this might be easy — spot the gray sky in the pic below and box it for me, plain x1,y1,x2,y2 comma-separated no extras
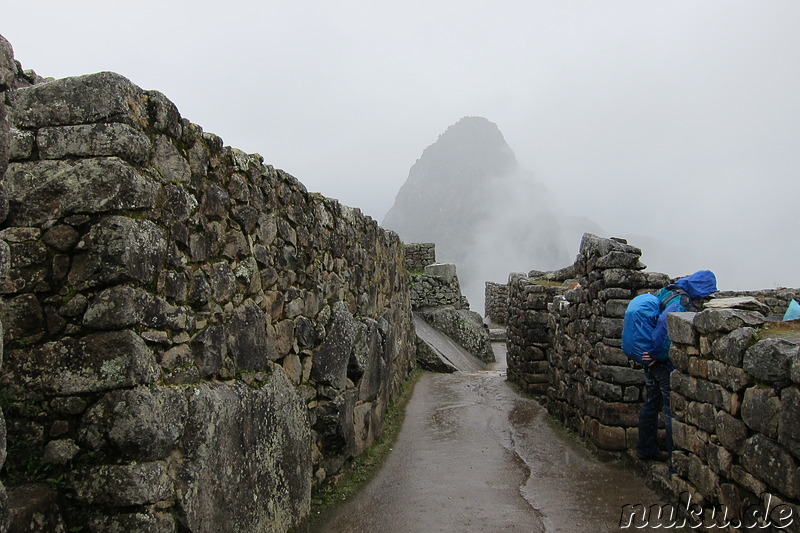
4,1,800,292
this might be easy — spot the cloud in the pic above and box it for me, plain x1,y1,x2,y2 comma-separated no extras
2,0,799,292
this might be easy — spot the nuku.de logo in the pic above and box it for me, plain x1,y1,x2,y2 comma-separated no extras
620,491,794,529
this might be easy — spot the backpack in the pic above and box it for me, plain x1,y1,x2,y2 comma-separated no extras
622,287,693,365
621,294,661,365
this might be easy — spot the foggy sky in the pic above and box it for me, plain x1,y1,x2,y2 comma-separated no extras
3,1,799,292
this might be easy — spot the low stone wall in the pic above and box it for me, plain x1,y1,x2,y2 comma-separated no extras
668,310,800,525
409,263,464,310
507,232,800,523
403,242,435,272
0,37,415,532
484,281,508,325
717,288,797,318
509,234,670,448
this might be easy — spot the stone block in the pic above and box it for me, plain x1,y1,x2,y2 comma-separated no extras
178,374,311,532
82,285,167,330
71,461,172,506
67,216,167,290
694,308,766,334
9,128,33,162
423,262,457,284
585,376,623,401
227,299,270,371
6,483,65,533
688,453,720,500
37,123,152,164
151,134,190,183
595,250,641,269
715,410,749,455
779,386,800,460
584,398,639,427
190,325,226,377
352,402,375,457
597,317,623,338
706,360,753,392
79,385,188,461
586,417,627,450
8,71,148,129
706,442,733,477
672,419,708,459
741,386,780,438
711,327,756,366
592,363,644,386
741,434,798,499
87,512,176,533
593,344,628,365
313,389,357,471
0,293,44,341
312,302,359,389
743,338,798,385
685,401,716,433
1,330,160,396
604,298,629,318
6,159,159,227
667,312,697,345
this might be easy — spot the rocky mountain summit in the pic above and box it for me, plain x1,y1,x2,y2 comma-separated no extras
382,116,576,310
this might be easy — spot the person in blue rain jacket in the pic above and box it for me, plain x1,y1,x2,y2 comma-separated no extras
636,270,718,462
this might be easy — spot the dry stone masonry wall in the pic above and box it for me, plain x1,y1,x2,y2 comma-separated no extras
507,233,800,524
406,244,493,365
667,308,800,524
484,281,508,325
0,36,415,533
403,242,435,272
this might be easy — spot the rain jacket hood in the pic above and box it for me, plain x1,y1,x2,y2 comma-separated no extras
674,270,718,299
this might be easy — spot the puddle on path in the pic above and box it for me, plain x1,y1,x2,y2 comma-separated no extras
310,343,673,532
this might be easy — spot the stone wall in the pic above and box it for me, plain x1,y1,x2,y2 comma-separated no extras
0,34,23,533
507,232,800,524
0,37,415,532
716,288,797,318
409,262,465,310
667,309,800,525
405,244,492,364
484,281,508,325
403,242,435,272
508,234,670,449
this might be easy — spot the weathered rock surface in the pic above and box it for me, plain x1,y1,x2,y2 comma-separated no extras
0,39,415,532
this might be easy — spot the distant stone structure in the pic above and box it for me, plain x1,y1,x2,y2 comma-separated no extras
406,243,493,368
506,233,800,521
484,281,508,325
403,242,435,272
0,35,415,532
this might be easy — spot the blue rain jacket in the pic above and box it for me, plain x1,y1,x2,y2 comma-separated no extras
651,270,718,362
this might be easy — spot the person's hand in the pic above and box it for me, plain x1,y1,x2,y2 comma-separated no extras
641,353,654,366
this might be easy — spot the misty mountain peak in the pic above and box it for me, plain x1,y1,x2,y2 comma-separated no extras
408,116,518,187
382,116,573,310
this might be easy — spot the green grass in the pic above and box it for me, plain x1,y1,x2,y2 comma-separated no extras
307,367,424,521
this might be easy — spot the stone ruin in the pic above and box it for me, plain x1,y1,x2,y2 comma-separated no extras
0,35,416,532
405,243,493,372
505,232,800,525
484,281,508,326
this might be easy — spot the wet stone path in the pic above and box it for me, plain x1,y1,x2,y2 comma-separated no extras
311,345,669,532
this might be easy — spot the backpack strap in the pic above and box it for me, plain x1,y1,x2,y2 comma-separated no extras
660,287,699,312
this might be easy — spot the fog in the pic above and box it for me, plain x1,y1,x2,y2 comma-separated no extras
3,1,799,294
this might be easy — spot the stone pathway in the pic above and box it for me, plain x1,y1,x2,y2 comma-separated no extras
310,345,673,532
